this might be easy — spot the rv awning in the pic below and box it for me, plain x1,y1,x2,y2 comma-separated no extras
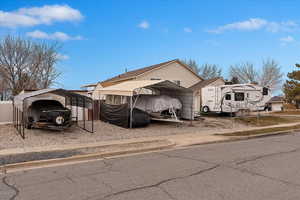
97,80,192,96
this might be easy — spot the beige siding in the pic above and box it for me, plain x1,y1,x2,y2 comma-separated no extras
136,62,201,88
271,102,283,111
210,79,225,87
92,83,106,100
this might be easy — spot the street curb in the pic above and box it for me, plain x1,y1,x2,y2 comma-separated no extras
0,142,175,173
186,130,298,147
215,128,298,138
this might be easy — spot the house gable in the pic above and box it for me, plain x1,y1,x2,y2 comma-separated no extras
100,59,203,88
136,61,202,88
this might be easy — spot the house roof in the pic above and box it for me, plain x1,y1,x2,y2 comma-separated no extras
101,59,203,85
189,77,224,91
81,83,97,88
269,96,284,103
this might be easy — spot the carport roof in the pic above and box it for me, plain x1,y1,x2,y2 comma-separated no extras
15,88,89,102
97,80,192,96
14,88,92,111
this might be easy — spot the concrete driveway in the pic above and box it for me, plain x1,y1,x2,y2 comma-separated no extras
2,132,300,200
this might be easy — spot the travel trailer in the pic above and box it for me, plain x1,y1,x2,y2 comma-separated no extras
201,84,271,113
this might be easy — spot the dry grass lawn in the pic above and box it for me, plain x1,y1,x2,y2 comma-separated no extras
234,116,300,127
273,111,300,115
219,124,300,136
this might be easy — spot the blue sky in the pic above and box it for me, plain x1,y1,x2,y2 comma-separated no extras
1,0,300,90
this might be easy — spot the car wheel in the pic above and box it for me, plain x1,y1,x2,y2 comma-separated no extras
55,116,65,125
202,106,210,113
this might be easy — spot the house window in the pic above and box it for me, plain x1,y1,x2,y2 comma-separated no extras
225,94,231,100
234,93,245,101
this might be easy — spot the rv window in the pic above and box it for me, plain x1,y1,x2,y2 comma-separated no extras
234,93,244,101
263,87,268,95
225,94,231,100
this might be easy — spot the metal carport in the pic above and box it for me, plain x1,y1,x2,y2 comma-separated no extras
97,80,194,128
13,88,94,139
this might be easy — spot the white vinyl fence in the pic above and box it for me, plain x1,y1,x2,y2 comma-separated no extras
0,101,13,124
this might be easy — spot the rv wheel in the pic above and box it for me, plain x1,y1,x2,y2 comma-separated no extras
202,106,210,113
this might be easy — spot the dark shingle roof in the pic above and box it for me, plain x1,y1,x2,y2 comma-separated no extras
189,77,224,91
101,59,202,84
269,96,284,102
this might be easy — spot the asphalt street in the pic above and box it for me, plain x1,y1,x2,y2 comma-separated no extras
2,132,300,200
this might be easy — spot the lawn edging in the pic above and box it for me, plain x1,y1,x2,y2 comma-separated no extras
215,125,300,137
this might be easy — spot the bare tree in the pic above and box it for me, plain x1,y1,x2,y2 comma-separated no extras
0,70,9,100
230,59,283,92
0,35,61,97
229,62,257,83
182,59,222,79
259,59,283,91
199,64,222,79
181,59,200,74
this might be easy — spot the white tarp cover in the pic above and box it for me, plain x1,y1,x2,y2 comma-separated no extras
134,95,182,113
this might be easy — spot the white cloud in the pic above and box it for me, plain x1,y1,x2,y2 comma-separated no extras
138,21,150,29
208,18,298,34
0,5,83,28
280,35,295,42
26,30,83,41
56,53,69,60
267,21,298,32
184,27,192,33
280,35,295,46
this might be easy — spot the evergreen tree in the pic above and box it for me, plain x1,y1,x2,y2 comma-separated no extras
283,64,300,107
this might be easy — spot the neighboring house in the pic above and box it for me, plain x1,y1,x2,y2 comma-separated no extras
81,83,98,98
267,96,284,111
89,59,203,102
189,77,225,112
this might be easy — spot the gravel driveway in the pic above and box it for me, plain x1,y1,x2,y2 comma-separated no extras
0,117,247,150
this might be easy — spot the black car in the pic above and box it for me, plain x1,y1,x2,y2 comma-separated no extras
26,100,72,130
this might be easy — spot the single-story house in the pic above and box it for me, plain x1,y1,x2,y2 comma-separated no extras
267,96,284,111
86,59,204,103
189,77,225,112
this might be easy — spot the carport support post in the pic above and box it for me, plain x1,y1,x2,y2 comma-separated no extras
130,96,133,128
83,96,86,129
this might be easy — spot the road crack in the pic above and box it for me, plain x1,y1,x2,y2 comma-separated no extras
229,165,300,189
235,148,300,165
158,186,177,200
2,176,19,200
98,164,220,200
